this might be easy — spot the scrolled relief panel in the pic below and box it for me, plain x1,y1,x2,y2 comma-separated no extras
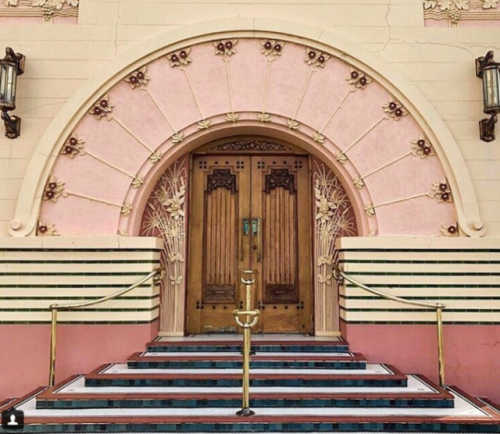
141,157,188,335
313,158,357,334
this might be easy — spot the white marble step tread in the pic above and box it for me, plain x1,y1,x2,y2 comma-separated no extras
142,352,354,357
18,390,490,418
156,335,342,342
102,363,389,375
57,375,434,395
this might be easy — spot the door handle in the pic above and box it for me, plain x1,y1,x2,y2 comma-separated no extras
253,217,262,262
241,218,250,261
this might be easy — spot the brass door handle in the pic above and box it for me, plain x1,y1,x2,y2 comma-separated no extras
241,218,250,261
252,217,262,262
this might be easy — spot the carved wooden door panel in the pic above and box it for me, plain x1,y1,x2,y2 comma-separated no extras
251,156,312,334
187,154,312,334
187,156,250,333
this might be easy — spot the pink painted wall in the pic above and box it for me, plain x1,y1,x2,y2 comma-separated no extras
344,322,500,402
0,321,159,401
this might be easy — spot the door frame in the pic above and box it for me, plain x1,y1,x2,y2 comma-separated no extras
182,136,342,337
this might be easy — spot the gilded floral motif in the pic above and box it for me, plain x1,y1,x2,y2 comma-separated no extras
43,176,65,202
305,48,330,68
132,176,144,189
314,163,356,291
149,151,162,163
313,131,325,144
365,203,376,217
347,69,372,90
125,67,150,89
214,40,238,57
383,99,407,120
89,95,113,120
335,151,348,164
432,180,453,203
37,222,58,236
258,113,271,123
411,136,435,159
225,113,239,123
61,135,84,158
167,48,192,68
142,160,187,291
353,177,365,189
287,119,300,130
260,40,285,56
121,203,133,216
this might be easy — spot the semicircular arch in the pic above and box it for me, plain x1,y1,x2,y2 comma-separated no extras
10,18,481,238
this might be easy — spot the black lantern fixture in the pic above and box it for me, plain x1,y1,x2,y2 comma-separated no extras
0,47,25,139
476,51,500,142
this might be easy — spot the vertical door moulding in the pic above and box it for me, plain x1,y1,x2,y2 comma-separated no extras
141,156,189,336
313,158,358,335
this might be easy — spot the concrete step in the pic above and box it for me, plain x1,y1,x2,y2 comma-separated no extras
36,374,453,409
84,363,407,388
127,351,367,370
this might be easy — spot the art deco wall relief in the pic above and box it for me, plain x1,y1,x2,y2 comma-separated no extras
30,36,461,238
0,0,78,24
423,0,500,26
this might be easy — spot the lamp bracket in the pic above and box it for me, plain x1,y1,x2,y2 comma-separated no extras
479,114,497,143
1,110,21,139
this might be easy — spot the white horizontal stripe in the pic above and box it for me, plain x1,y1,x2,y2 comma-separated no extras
18,391,489,418
102,363,390,375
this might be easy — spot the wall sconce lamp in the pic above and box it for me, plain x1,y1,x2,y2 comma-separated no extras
476,51,500,142
0,47,25,139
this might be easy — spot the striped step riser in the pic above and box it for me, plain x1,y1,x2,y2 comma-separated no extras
127,361,367,369
85,378,408,387
36,398,454,409
147,345,350,353
19,422,500,433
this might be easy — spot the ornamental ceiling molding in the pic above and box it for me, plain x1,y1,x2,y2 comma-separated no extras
423,0,500,26
11,20,483,238
1,0,78,23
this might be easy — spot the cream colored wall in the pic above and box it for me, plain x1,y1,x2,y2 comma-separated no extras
0,0,498,237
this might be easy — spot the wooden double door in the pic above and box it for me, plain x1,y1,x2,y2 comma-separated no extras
187,154,313,334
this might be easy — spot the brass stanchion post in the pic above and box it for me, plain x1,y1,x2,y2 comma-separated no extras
49,307,58,386
436,305,445,387
233,270,260,417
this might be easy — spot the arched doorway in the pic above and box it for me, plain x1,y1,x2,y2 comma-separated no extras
141,136,357,335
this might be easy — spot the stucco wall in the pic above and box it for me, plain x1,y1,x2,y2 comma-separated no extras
0,0,499,237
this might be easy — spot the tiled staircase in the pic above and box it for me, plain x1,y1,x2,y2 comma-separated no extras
2,335,499,433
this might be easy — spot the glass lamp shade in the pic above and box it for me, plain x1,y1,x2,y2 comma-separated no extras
482,65,500,115
0,61,18,111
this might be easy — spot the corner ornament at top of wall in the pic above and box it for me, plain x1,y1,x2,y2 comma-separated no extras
3,0,79,23
423,0,499,27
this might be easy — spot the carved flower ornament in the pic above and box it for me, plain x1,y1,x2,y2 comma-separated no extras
125,67,150,88
432,180,453,203
411,136,435,158
38,222,58,236
43,176,65,202
261,40,285,56
441,223,459,237
383,99,407,120
167,49,192,68
61,135,84,158
89,95,114,120
214,40,238,57
347,69,372,89
305,48,330,68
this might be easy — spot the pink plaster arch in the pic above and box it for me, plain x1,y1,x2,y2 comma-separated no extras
10,19,477,238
